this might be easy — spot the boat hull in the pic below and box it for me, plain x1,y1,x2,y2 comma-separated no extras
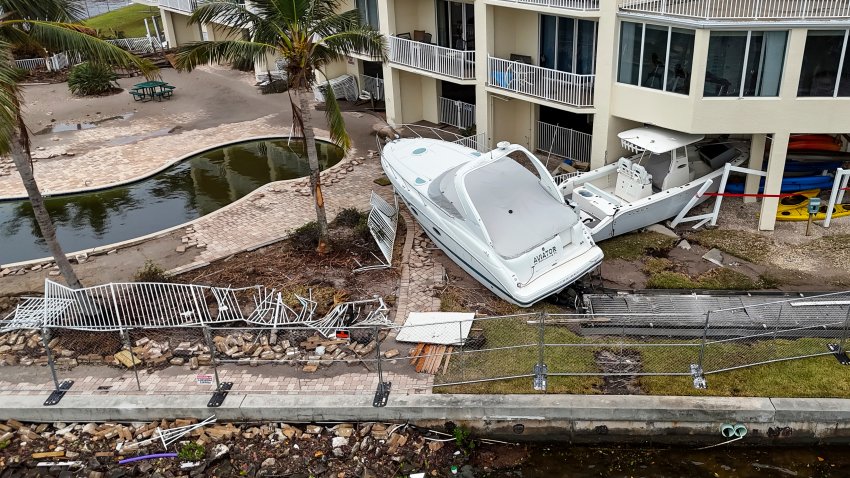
382,154,603,307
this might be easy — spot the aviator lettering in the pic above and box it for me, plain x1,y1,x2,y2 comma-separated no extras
533,246,558,265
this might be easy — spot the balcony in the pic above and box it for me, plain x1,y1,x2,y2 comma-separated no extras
439,97,476,129
159,0,196,13
487,56,594,108
388,36,475,81
619,0,850,21
490,0,598,11
536,122,591,164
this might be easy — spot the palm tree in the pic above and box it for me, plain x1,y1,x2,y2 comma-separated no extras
0,0,157,288
175,0,386,253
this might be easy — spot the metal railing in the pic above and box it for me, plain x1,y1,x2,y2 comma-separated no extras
106,37,163,53
159,0,197,13
375,124,487,153
536,121,592,164
13,51,81,71
488,56,595,108
1,289,849,400
438,97,476,129
492,0,599,10
361,74,384,100
388,36,476,80
14,57,46,71
619,0,850,20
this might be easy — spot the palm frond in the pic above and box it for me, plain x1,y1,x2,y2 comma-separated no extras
0,41,23,155
174,40,277,72
190,1,268,33
319,75,350,151
0,0,82,22
320,26,387,61
3,20,158,77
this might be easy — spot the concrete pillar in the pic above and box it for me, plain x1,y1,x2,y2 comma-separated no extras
758,131,790,231
421,77,439,124
588,1,617,168
474,2,493,148
378,0,402,126
744,134,767,203
159,9,177,48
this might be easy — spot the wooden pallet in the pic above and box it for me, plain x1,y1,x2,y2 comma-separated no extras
410,344,453,375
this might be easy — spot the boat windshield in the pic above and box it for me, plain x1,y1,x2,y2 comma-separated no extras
464,157,577,259
428,165,465,219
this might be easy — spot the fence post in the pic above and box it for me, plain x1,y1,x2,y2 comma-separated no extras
203,325,221,391
121,328,142,391
533,312,548,392
838,305,850,355
459,320,465,382
41,327,74,406
691,311,710,389
372,326,391,407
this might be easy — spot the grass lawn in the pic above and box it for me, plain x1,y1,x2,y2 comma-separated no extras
84,4,159,39
433,316,850,398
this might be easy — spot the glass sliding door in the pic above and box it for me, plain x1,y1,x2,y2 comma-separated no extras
705,32,748,96
356,0,379,30
641,24,669,90
540,15,597,74
743,31,787,97
666,28,694,94
618,21,643,86
436,0,474,50
798,30,847,97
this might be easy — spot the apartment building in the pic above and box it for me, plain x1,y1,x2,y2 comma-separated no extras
143,0,850,231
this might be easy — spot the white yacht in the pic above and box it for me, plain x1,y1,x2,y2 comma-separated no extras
559,126,747,241
380,137,604,307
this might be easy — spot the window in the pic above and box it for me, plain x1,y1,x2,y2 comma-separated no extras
436,0,474,50
540,16,597,74
705,30,787,97
798,30,849,97
357,0,379,30
618,21,694,95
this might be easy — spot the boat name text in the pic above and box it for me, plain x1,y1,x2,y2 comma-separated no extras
533,246,558,266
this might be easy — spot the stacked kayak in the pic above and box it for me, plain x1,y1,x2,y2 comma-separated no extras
725,176,835,194
777,203,850,221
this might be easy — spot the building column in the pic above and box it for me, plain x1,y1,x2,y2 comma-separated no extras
474,2,493,148
758,131,790,231
378,0,402,126
588,1,617,168
744,134,767,203
159,9,177,48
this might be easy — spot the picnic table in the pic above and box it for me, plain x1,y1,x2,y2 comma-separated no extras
129,80,175,102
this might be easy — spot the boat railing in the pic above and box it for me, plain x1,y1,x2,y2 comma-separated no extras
375,124,487,154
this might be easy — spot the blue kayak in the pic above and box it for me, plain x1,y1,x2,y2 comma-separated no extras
725,175,835,194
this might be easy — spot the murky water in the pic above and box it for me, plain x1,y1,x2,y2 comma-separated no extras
0,138,342,264
477,445,850,477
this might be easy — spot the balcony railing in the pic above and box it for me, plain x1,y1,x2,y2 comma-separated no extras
619,0,850,20
439,97,476,129
361,75,384,100
491,0,599,11
159,0,197,13
537,122,592,164
388,36,475,80
487,56,594,108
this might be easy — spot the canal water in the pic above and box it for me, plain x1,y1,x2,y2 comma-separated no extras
473,444,850,477
0,138,343,264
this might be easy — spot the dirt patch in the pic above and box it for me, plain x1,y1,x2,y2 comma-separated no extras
595,349,642,395
470,443,531,470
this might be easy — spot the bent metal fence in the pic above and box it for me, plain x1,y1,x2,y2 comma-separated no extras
0,282,849,406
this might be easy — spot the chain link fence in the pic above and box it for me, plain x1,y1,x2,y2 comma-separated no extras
1,291,849,402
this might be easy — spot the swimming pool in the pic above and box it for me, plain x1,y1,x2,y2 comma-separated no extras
0,138,343,265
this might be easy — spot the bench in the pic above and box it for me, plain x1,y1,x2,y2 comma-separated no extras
129,90,146,101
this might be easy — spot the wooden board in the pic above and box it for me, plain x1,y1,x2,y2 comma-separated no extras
442,347,453,375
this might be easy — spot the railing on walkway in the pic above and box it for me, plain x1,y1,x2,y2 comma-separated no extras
492,0,599,10
536,121,592,164
3,283,848,401
619,0,850,20
389,36,476,81
159,0,197,13
14,57,46,71
374,124,487,153
107,37,163,54
361,74,384,100
438,97,476,129
13,51,81,71
487,56,594,108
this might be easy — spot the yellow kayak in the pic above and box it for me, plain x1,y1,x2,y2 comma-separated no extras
776,203,850,221
776,189,820,213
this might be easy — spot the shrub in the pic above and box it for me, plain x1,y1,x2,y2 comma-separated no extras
134,260,169,283
332,208,365,228
68,62,119,96
177,442,205,461
290,221,320,251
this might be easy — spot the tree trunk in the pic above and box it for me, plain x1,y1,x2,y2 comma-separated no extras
8,129,84,289
297,89,330,254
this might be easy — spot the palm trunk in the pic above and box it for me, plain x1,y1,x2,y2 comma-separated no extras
297,89,330,253
9,128,83,289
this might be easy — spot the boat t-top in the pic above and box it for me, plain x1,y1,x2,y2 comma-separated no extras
380,133,603,307
559,126,747,241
